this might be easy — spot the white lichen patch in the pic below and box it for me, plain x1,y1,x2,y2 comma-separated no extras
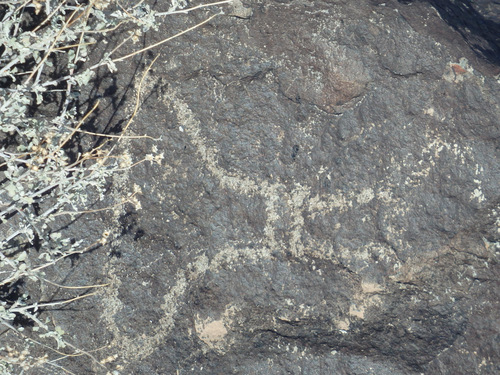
357,188,375,205
424,107,435,116
349,304,365,319
346,280,385,322
195,316,228,351
471,187,486,203
336,319,350,332
377,188,393,202
361,281,384,294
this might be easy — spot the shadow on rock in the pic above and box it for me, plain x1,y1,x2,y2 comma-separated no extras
400,0,500,65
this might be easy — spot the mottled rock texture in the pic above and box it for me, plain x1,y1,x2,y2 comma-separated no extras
34,0,500,374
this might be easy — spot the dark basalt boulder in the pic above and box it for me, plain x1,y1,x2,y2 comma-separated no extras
44,1,499,374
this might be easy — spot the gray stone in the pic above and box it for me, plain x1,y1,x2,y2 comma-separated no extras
33,0,500,374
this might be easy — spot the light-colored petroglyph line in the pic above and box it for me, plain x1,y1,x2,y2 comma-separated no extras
100,81,489,363
101,265,192,362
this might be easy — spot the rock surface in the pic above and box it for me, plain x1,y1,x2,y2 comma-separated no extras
38,1,499,374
